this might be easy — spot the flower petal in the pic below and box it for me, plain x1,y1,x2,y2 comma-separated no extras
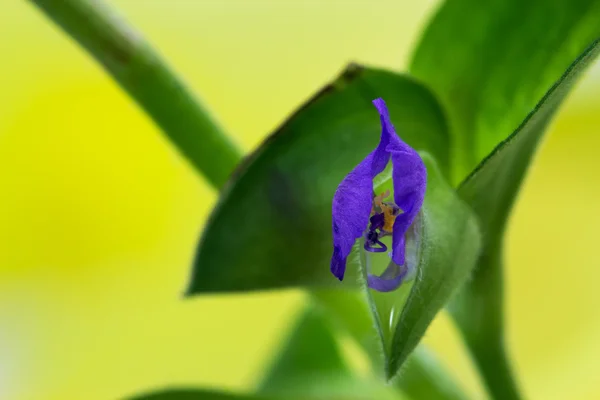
373,98,427,267
330,101,396,281
367,262,407,292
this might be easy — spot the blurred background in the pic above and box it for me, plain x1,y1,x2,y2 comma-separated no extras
1,1,600,399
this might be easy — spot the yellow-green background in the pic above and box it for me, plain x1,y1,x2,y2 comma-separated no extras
1,1,600,399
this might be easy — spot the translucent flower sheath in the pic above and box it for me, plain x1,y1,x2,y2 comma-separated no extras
330,98,427,292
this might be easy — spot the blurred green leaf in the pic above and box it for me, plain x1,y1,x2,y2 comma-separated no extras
128,389,272,400
130,389,399,400
313,290,469,400
187,66,450,293
29,0,241,188
395,346,468,400
413,2,600,398
311,290,381,361
259,306,353,395
359,154,480,380
412,0,600,182
259,306,401,400
449,39,600,400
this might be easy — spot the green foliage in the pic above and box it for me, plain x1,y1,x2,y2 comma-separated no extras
259,306,353,396
313,289,469,400
259,306,402,400
187,67,450,293
29,0,241,188
128,389,272,400
28,0,600,400
260,299,467,400
360,155,480,379
413,0,600,397
450,39,600,399
412,0,600,182
395,346,468,400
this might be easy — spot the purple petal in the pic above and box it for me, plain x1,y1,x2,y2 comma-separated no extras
373,99,427,266
330,103,395,281
367,263,408,292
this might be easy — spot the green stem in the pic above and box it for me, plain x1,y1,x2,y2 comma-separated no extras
396,346,468,400
466,338,521,400
29,0,242,189
449,246,522,400
312,290,468,400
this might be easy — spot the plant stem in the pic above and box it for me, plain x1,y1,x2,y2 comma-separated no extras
29,0,242,189
467,338,522,400
397,346,469,400
312,290,468,400
449,247,523,400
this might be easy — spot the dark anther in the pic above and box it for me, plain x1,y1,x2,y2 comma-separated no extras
369,213,385,230
364,229,387,253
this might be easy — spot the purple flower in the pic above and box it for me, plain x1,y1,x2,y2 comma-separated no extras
330,98,427,292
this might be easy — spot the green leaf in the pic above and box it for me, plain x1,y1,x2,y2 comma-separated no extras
359,154,480,380
29,0,241,188
129,389,397,400
187,65,450,293
259,306,353,396
312,290,469,400
128,389,272,400
311,290,382,362
411,0,600,182
449,39,600,400
413,2,600,398
259,306,402,400
394,346,468,400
